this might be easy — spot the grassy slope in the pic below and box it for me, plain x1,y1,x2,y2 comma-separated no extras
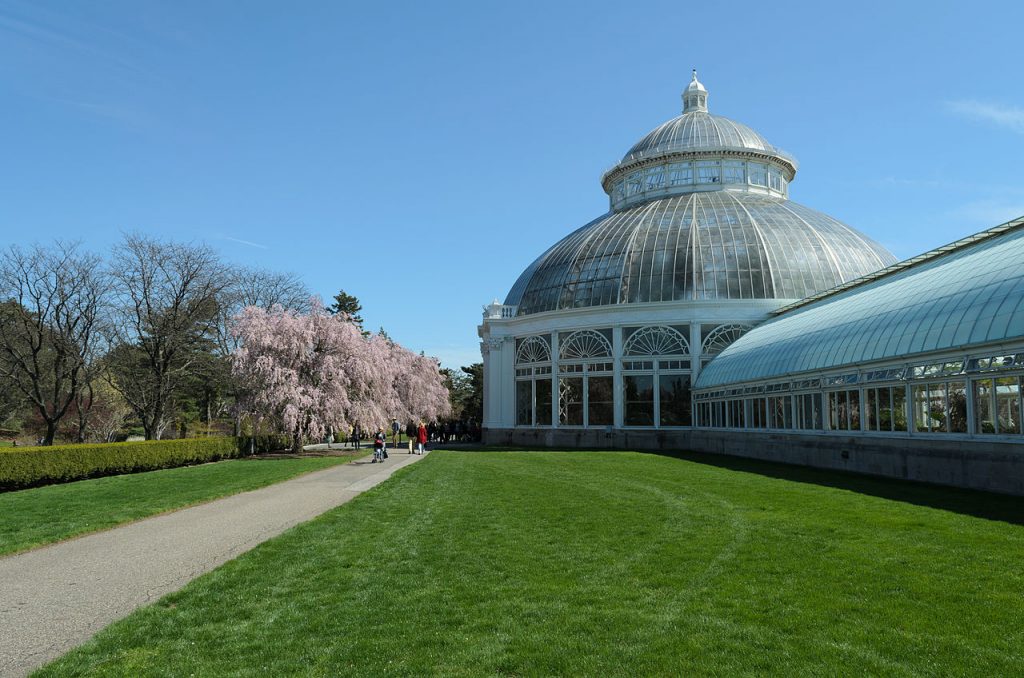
37,451,1024,677
0,453,366,556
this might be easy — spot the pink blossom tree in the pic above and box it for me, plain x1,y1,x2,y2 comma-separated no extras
232,299,360,452
231,299,450,452
387,341,451,424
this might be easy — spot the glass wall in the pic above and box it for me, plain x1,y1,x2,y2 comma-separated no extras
556,329,614,428
621,326,692,428
609,158,789,210
694,350,1024,438
514,335,553,427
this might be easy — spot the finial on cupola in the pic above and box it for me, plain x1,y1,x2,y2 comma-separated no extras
682,69,708,114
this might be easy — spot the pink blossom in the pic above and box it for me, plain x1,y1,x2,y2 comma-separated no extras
231,298,449,451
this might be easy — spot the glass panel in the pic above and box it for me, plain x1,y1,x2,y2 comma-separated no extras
696,160,721,184
536,378,552,426
660,374,692,426
729,400,744,427
928,383,948,433
645,166,665,191
752,398,766,428
624,375,655,426
588,376,614,427
828,391,839,430
974,379,994,434
866,388,878,431
559,377,583,426
782,395,793,429
892,386,907,431
516,381,533,426
996,376,1021,434
878,387,892,431
912,384,929,432
626,171,644,196
723,161,745,184
848,390,860,430
668,162,693,186
948,381,968,433
748,162,767,187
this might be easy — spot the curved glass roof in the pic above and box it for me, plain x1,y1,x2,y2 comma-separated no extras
622,113,789,164
505,191,897,315
605,72,796,191
695,220,1024,389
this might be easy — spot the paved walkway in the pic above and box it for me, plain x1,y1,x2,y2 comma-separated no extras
0,450,428,677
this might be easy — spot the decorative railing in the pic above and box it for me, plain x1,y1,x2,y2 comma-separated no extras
483,302,518,320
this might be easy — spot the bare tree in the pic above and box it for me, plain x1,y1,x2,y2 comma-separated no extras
215,266,310,356
0,243,109,445
210,266,310,434
106,234,228,440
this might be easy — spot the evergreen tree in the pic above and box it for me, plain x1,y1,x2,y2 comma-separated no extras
328,290,363,326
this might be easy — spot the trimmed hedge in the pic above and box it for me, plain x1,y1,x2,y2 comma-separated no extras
0,438,243,491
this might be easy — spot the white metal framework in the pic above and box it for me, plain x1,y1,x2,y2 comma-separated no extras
623,325,690,356
559,330,612,360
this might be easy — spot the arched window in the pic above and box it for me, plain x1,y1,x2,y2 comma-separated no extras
702,324,753,356
516,336,551,364
560,330,612,360
557,330,613,427
515,336,552,428
622,326,692,428
624,326,689,356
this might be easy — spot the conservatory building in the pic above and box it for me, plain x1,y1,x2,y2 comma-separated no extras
479,72,896,447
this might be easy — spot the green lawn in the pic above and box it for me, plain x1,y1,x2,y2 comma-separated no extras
0,452,367,556
36,450,1024,677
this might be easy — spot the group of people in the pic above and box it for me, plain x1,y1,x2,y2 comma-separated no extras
345,417,478,464
423,419,481,444
367,419,428,463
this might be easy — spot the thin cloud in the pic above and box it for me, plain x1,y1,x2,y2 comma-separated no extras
219,235,269,250
947,100,1024,135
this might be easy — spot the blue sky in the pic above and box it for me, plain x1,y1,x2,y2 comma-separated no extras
2,0,1023,369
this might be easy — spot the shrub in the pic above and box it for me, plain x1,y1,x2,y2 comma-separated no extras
0,438,243,491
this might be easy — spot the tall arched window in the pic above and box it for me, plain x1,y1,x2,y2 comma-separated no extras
622,326,692,427
515,335,552,427
558,330,613,427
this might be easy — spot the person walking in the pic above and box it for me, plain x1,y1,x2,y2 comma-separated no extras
416,421,428,455
351,423,361,450
405,420,417,454
391,418,401,447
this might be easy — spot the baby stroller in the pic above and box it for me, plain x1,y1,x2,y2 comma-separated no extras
372,430,387,463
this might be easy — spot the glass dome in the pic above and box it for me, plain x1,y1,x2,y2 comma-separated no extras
622,110,790,163
505,191,897,315
505,72,897,317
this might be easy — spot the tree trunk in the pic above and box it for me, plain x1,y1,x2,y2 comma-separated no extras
148,402,165,440
43,420,57,446
291,425,303,454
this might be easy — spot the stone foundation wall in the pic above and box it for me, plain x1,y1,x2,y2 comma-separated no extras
482,427,1024,496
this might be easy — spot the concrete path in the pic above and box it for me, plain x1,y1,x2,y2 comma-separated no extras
0,450,428,678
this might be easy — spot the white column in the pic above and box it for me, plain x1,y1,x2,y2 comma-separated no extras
480,337,498,428
499,336,516,428
612,326,623,428
550,332,560,427
690,323,702,383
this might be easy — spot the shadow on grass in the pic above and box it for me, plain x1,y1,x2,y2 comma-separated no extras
437,445,1024,526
